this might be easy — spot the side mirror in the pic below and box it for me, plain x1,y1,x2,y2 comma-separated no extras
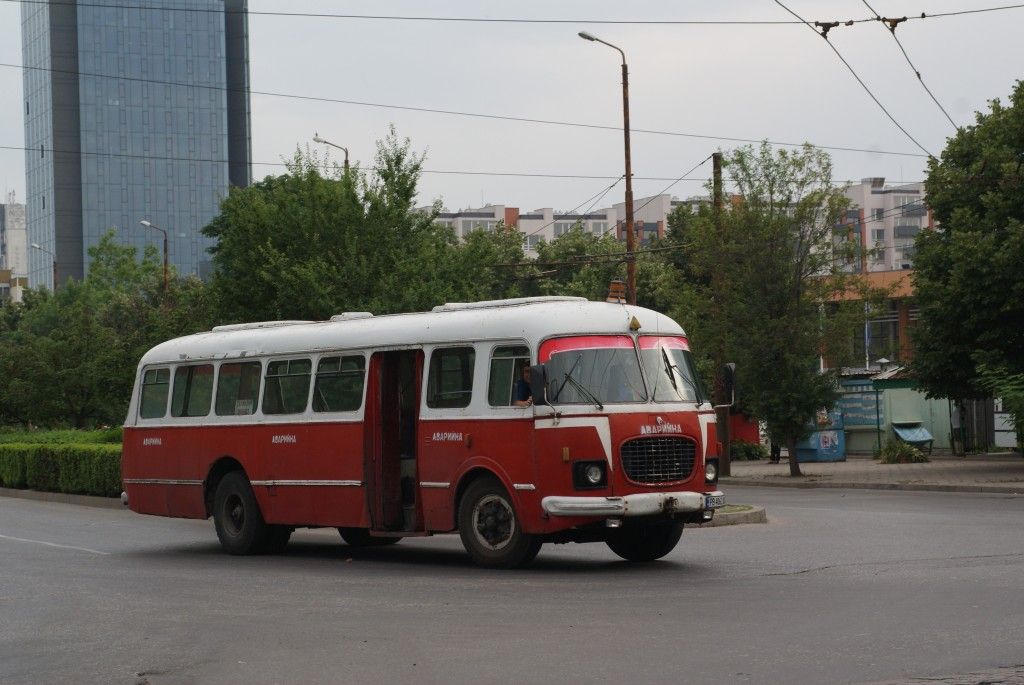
529,364,548,406
722,363,737,408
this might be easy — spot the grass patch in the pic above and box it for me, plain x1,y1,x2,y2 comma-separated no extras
718,504,754,514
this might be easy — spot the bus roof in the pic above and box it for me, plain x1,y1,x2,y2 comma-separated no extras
138,297,687,366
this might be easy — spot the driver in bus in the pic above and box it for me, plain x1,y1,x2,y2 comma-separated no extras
513,364,533,407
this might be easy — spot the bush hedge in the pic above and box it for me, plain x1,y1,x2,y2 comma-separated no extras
731,440,768,461
876,438,929,464
0,444,122,497
0,427,123,445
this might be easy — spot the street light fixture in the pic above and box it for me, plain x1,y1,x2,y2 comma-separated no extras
30,242,57,289
578,30,637,305
139,219,169,292
312,132,350,171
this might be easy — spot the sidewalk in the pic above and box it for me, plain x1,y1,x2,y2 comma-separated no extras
721,453,1024,494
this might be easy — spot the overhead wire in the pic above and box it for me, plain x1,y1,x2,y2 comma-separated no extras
495,155,712,268
6,0,1024,24
772,0,935,158
0,62,927,159
859,0,961,131
0,143,721,182
519,175,623,240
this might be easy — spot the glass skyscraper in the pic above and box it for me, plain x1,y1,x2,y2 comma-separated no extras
22,0,251,287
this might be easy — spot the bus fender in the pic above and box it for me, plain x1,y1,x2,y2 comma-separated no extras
447,457,540,534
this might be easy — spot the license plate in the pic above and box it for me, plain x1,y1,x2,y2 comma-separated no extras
704,495,725,508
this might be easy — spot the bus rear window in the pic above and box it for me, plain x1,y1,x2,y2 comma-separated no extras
215,362,262,416
140,368,170,419
263,359,312,415
171,364,214,417
313,355,365,412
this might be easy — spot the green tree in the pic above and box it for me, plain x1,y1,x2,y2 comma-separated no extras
679,143,872,476
912,80,1024,408
532,226,624,300
204,128,523,322
0,231,214,427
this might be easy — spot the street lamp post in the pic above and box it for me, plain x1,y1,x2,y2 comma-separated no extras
139,219,169,292
30,242,57,289
312,132,350,172
579,30,636,305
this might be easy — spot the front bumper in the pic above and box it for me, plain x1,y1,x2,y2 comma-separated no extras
541,490,725,518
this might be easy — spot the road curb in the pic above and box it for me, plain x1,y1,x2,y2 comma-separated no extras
721,478,1024,495
0,486,124,510
701,506,767,527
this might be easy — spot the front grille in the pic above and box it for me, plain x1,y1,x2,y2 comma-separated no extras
620,437,696,484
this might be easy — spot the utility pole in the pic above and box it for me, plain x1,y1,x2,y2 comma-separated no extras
621,56,636,305
578,31,636,305
711,152,732,477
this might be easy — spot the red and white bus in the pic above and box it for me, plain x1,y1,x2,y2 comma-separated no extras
122,296,726,567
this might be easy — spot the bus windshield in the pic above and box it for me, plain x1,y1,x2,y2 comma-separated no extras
540,336,647,405
639,336,705,404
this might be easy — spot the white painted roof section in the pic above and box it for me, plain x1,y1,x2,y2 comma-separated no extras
211,320,314,333
431,296,586,312
138,298,686,366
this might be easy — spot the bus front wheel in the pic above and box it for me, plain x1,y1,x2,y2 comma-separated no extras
606,520,683,562
458,477,541,569
213,471,272,555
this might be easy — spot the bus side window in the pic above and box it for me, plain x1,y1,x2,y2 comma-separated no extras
171,364,214,418
427,347,475,409
263,359,312,415
140,367,170,418
313,355,366,412
215,361,262,416
488,345,530,406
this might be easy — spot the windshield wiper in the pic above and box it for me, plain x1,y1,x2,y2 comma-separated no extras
661,347,679,392
562,372,604,411
551,353,604,410
552,353,583,403
662,348,705,408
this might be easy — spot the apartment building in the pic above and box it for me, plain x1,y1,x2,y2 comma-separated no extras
433,194,702,255
0,199,28,303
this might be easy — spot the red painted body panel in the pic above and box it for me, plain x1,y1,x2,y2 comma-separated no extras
124,407,718,535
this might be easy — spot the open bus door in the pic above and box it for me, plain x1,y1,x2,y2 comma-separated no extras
365,350,423,532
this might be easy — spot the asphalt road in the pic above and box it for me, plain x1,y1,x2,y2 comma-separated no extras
1,487,1022,685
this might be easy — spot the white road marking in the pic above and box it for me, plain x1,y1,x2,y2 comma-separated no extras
0,532,110,556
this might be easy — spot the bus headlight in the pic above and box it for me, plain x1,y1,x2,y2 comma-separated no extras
573,461,607,489
705,458,719,484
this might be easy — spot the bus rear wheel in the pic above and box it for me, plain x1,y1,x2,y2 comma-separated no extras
458,477,541,569
213,471,272,555
606,520,684,562
338,528,401,547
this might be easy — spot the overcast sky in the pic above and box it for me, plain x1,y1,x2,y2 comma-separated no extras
1,0,1022,212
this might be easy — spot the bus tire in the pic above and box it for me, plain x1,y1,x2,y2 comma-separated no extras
338,528,401,547
261,525,293,554
458,477,541,569
213,471,270,555
606,520,683,562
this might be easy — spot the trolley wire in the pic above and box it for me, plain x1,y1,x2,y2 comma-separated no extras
6,0,1024,25
772,0,935,158
519,176,623,239
859,0,961,131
